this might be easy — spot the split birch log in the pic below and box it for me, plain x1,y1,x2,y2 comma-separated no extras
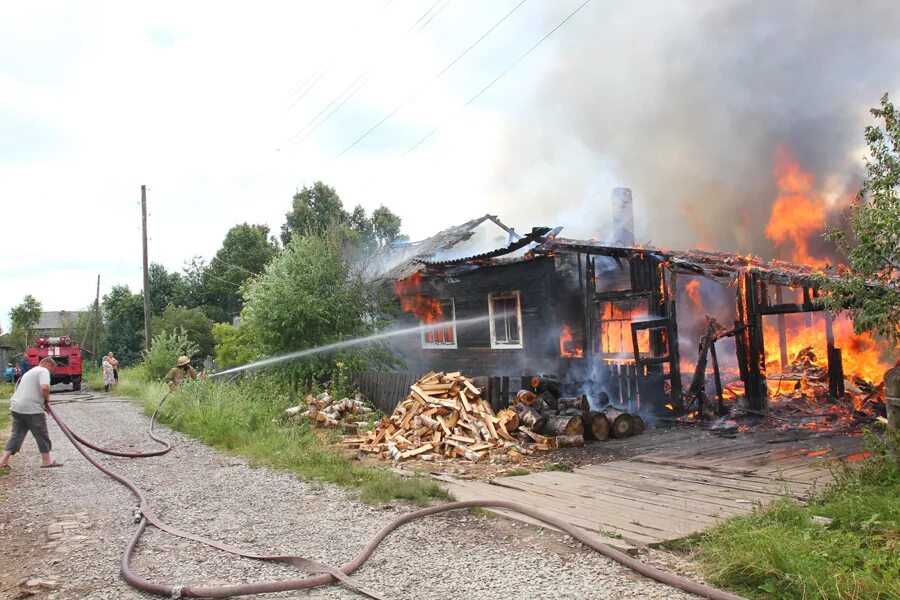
583,411,610,441
544,415,584,437
555,434,585,448
513,404,546,433
515,389,537,406
557,395,588,412
602,406,634,439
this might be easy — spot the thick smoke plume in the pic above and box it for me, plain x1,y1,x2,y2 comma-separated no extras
491,0,900,257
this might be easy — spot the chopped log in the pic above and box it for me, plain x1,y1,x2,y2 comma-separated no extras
632,414,646,435
555,434,585,448
557,395,588,412
558,408,584,417
512,404,546,433
496,408,520,432
544,415,584,437
583,411,610,441
515,389,537,406
539,391,558,412
602,406,634,439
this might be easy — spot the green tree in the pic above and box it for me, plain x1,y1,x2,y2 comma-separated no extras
370,205,403,247
241,231,395,383
280,181,348,245
820,94,900,348
9,294,42,348
177,256,208,309
102,285,144,365
204,223,277,319
211,322,259,369
148,263,188,316
153,305,215,357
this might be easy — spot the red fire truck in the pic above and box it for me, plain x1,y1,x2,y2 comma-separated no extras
24,336,83,391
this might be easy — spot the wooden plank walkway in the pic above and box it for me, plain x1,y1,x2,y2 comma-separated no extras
437,429,862,549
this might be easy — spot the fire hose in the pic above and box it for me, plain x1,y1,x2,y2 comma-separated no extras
46,396,747,600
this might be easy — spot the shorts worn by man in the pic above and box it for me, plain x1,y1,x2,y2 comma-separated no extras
0,357,62,470
163,355,197,391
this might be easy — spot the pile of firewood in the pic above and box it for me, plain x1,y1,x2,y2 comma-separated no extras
345,371,647,463
512,391,645,447
345,371,538,462
285,392,373,430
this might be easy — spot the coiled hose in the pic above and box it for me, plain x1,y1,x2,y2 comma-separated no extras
47,397,747,600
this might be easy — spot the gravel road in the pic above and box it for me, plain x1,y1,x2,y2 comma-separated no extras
0,393,699,600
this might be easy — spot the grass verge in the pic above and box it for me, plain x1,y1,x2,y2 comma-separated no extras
0,382,14,400
109,369,449,505
673,430,900,600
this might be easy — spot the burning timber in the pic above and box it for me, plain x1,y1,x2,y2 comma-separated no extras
378,207,894,429
345,371,644,463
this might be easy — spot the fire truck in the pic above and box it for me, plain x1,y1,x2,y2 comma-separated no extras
24,336,83,391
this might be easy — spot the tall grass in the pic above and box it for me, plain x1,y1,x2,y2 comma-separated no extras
113,371,448,505
0,382,14,400
681,430,900,600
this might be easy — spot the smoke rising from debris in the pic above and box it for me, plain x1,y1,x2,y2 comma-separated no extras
491,0,900,256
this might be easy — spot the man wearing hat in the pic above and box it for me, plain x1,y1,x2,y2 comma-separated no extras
163,356,196,391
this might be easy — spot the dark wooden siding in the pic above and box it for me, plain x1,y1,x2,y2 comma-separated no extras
392,257,566,377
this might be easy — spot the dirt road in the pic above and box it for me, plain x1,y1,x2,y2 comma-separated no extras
0,393,697,600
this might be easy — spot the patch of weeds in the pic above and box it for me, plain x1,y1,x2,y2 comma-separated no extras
681,429,900,600
545,462,572,472
598,528,623,539
504,468,531,477
467,507,496,518
0,383,14,401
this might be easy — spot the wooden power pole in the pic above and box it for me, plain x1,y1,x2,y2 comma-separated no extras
92,274,101,359
141,185,152,351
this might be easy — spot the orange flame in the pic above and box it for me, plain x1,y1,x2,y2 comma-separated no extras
560,324,584,358
393,273,453,344
684,279,703,314
764,145,829,267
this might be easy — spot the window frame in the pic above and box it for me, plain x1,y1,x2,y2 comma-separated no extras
488,291,524,349
420,298,458,349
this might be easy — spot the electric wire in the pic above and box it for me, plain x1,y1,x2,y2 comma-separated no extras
405,0,592,155
332,0,528,161
278,0,453,153
209,255,259,277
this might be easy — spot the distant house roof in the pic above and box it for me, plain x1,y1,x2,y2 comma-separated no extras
35,311,89,332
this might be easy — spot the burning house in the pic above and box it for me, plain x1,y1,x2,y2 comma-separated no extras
385,190,893,423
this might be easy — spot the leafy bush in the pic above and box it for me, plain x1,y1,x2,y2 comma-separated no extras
153,305,215,357
142,328,199,381
212,322,259,369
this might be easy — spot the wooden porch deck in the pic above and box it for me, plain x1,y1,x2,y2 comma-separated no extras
436,429,863,553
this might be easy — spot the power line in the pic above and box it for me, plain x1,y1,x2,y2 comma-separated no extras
209,255,258,277
204,271,246,289
333,0,528,161
405,0,592,156
278,0,453,153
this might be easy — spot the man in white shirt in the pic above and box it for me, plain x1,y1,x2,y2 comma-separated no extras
0,357,62,470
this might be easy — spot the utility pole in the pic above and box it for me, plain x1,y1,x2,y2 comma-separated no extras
141,185,152,351
93,274,101,360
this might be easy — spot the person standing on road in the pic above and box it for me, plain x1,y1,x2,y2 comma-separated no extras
102,355,115,392
0,357,63,471
163,356,196,391
106,352,119,388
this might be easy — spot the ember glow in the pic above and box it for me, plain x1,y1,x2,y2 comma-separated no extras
764,145,830,268
559,324,584,358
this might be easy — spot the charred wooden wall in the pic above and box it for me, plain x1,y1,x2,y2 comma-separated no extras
391,257,568,378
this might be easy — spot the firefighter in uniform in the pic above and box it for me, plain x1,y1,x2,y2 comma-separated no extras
163,356,197,391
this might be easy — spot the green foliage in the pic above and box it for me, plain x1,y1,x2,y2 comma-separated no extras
212,322,258,369
819,93,900,348
142,376,448,504
0,384,14,400
102,285,144,365
153,305,215,357
204,223,278,319
281,181,347,245
686,430,900,600
503,468,531,477
280,181,405,249
142,328,200,381
9,294,42,346
148,263,188,316
178,256,209,309
240,231,396,386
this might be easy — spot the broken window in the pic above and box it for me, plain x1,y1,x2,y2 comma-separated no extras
421,299,457,349
489,292,523,349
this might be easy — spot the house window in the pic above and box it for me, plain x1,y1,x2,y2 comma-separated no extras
489,292,523,349
421,299,457,349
